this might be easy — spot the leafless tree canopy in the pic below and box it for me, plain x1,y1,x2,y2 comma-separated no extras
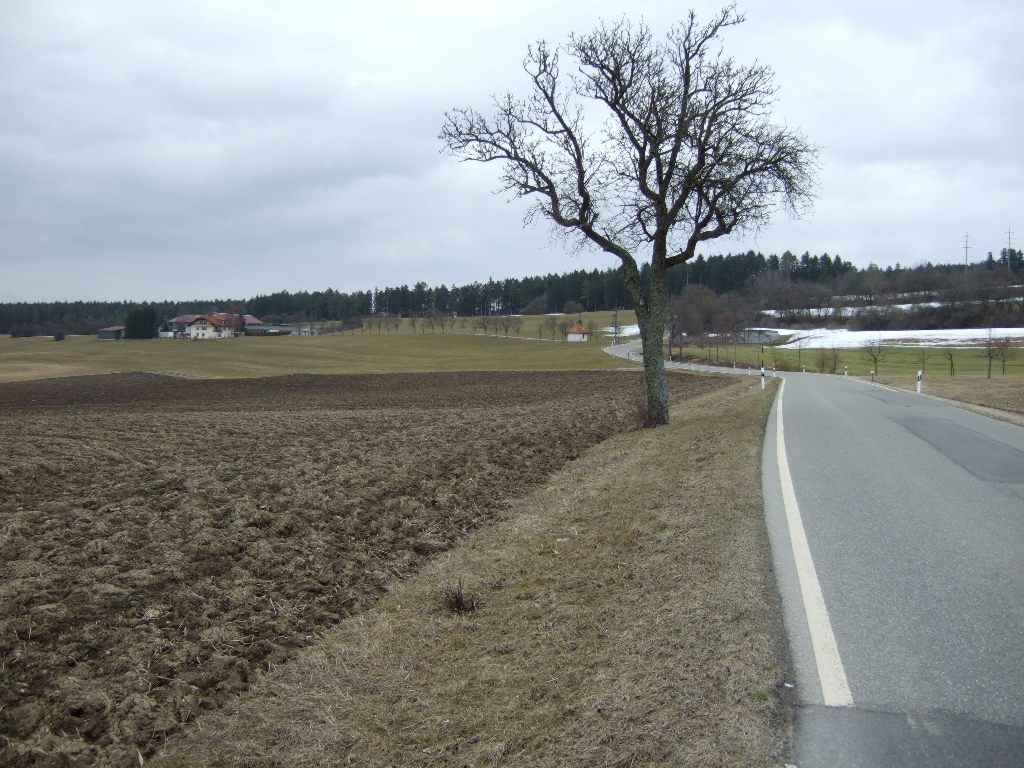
442,6,814,268
441,5,817,423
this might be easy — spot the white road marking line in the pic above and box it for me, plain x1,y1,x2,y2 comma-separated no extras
776,379,854,707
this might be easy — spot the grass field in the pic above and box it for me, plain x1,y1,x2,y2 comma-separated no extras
672,338,1024,420
0,331,611,382
678,339,1024,378
0,311,639,383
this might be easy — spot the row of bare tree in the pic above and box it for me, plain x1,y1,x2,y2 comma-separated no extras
340,313,600,342
861,334,1015,378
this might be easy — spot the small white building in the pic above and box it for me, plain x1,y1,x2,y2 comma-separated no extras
566,323,589,342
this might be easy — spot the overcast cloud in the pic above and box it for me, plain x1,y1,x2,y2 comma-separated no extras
1,0,1020,302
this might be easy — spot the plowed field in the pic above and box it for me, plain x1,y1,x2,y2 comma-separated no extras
0,371,725,766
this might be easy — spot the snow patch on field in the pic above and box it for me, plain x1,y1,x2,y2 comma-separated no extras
778,327,1024,349
604,324,641,337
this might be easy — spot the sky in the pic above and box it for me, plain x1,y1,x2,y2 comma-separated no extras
1,0,1020,302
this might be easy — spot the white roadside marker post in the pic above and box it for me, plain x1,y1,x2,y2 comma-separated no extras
917,369,923,394
761,366,766,391
844,365,848,378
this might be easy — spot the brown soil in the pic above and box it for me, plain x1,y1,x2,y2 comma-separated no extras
154,377,788,768
0,371,726,767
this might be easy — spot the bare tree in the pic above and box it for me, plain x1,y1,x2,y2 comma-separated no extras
993,337,1012,375
982,329,997,379
610,308,622,344
441,6,816,424
814,346,829,373
943,347,956,376
667,302,683,359
544,315,559,340
862,339,886,377
672,285,719,352
914,347,933,374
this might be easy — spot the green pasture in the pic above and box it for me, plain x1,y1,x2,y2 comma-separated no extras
676,339,1024,378
0,312,637,382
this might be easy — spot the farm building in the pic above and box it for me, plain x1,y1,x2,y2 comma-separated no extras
244,324,317,336
566,324,589,342
187,315,235,340
97,325,125,340
732,328,782,345
164,313,265,339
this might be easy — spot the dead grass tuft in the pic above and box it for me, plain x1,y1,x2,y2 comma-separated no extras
631,386,661,429
440,578,478,614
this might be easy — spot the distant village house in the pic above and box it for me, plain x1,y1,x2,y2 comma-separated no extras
97,325,125,340
162,313,265,339
566,323,589,342
159,313,315,339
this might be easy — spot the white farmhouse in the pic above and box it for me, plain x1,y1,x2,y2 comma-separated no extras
164,313,265,339
187,314,235,339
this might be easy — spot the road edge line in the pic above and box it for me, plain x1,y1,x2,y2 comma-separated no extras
776,379,854,707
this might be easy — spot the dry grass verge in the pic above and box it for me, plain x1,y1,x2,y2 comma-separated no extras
156,375,788,768
868,373,1024,426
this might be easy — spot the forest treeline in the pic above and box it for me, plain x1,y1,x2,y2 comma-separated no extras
3,248,1022,337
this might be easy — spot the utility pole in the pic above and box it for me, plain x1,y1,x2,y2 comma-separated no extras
962,232,972,275
1008,228,1015,277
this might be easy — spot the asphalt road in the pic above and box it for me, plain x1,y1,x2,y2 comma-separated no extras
604,343,1024,765
763,372,1024,767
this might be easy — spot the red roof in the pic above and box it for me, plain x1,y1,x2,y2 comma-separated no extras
190,314,230,327
170,312,264,326
567,324,587,334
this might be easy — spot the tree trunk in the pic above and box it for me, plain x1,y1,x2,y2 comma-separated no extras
632,258,669,426
619,245,670,426
638,310,669,424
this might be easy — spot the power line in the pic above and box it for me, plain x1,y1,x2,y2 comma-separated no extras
962,232,972,272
